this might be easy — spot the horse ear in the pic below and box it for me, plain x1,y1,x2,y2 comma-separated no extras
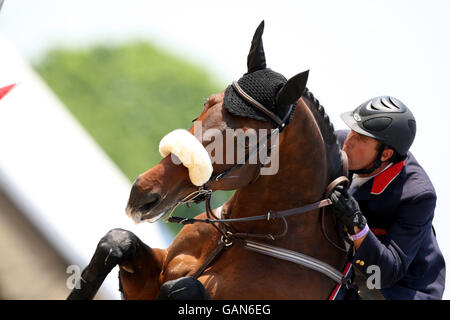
276,70,309,109
247,20,266,73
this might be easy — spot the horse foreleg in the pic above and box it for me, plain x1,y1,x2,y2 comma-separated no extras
67,228,166,300
118,234,166,300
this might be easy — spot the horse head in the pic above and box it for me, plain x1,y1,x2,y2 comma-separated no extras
126,21,310,224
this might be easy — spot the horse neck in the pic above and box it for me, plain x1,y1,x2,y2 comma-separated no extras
227,99,329,243
302,88,342,182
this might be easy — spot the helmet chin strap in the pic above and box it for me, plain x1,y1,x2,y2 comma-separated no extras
350,144,386,175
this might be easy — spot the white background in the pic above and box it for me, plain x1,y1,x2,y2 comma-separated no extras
1,0,449,299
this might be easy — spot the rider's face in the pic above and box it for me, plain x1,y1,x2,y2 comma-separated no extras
342,130,380,172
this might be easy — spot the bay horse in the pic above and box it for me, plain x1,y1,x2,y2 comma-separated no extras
68,21,349,300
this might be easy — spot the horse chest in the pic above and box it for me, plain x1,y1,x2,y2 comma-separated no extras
162,223,221,280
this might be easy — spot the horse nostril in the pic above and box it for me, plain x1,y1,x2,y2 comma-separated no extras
138,193,161,213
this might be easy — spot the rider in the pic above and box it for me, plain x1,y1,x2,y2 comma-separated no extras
331,96,445,299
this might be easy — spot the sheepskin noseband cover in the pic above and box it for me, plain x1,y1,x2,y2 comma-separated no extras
159,129,213,186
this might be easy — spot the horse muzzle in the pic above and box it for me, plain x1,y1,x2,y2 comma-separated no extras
125,178,165,223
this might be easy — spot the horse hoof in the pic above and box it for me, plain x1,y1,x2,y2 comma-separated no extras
156,277,211,300
97,228,139,268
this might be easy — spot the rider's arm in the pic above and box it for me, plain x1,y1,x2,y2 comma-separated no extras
351,191,436,288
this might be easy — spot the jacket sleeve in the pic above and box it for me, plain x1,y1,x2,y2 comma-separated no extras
352,191,436,288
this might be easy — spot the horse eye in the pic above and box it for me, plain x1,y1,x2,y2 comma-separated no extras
192,117,198,123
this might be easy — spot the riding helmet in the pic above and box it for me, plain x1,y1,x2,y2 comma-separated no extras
340,96,416,156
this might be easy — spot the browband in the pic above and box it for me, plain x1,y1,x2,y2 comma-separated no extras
231,81,293,130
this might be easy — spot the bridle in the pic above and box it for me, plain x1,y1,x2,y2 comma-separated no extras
202,80,295,188
161,81,352,287
162,80,296,234
165,80,347,235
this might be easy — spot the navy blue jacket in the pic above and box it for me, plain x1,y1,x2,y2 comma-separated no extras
336,130,445,299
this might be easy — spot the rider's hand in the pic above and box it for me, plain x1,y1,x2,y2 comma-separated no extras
330,185,367,235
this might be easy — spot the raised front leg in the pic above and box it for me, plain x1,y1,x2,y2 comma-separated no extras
67,228,166,300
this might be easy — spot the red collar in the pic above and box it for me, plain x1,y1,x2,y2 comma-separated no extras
371,160,405,195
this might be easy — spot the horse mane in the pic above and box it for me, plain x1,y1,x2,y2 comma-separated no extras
301,88,343,184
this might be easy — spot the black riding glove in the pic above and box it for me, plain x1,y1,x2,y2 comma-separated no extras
329,185,367,235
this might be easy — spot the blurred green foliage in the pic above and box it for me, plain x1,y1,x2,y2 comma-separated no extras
33,42,232,234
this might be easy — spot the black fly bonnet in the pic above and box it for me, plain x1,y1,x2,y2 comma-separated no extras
224,69,289,123
165,21,311,206
223,21,309,129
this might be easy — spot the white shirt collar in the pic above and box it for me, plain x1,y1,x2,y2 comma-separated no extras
350,162,393,191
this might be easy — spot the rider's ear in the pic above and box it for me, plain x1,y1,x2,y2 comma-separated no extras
247,20,266,73
276,70,309,113
381,147,395,162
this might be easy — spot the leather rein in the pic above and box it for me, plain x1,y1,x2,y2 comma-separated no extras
164,81,351,286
